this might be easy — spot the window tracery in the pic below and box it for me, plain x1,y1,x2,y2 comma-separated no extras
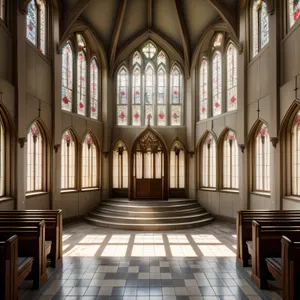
113,141,128,189
201,134,216,188
227,44,238,112
116,41,183,126
292,111,300,195
170,142,185,189
199,59,208,120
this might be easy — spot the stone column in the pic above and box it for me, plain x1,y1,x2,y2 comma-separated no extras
15,5,27,210
51,9,62,210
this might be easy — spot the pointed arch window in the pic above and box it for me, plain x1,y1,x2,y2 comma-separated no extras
212,51,222,116
62,42,73,112
289,0,300,27
90,58,99,119
117,67,128,125
254,124,270,192
133,51,141,65
223,131,239,189
145,63,155,125
0,119,5,196
252,0,269,58
170,143,185,188
27,122,44,192
61,130,76,190
201,134,216,188
0,0,5,21
82,134,98,188
170,65,183,125
291,111,300,195
227,44,238,112
113,142,128,189
157,66,167,126
157,51,167,65
26,0,46,54
199,59,208,120
77,51,87,116
132,66,141,126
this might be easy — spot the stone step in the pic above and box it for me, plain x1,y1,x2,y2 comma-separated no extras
85,216,214,231
95,206,205,217
85,198,214,230
87,211,211,224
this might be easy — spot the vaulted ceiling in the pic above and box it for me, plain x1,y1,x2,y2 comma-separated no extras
60,0,238,70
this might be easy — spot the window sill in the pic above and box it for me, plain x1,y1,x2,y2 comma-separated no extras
61,189,78,194
26,40,50,64
197,109,237,124
81,188,100,192
61,109,102,123
248,44,269,67
282,19,300,42
115,125,186,128
199,188,217,192
0,196,14,203
220,189,239,194
26,191,49,198
251,191,271,198
283,195,300,203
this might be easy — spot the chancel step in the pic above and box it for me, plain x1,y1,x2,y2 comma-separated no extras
85,199,213,230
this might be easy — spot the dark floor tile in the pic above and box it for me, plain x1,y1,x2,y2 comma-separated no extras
150,279,161,286
104,273,115,279
138,280,150,287
140,266,150,272
175,296,190,300
126,279,138,286
172,279,185,287
127,273,139,280
118,267,128,273
114,273,127,279
160,267,170,273
181,273,194,279
112,287,125,296
161,279,173,286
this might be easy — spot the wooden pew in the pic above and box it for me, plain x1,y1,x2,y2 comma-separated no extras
250,221,300,289
0,210,62,267
266,236,300,300
0,235,34,300
0,221,48,288
0,216,59,268
236,210,300,266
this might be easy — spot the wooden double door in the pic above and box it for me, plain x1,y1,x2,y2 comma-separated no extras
131,129,167,200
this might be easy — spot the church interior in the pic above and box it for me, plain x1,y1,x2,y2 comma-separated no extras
1,0,300,299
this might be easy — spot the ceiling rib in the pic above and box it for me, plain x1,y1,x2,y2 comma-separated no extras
206,0,237,37
148,0,153,29
109,0,128,69
174,0,191,77
61,0,93,42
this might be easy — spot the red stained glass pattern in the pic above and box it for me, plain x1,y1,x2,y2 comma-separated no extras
77,51,87,116
90,58,99,119
227,44,238,112
212,51,222,116
62,42,73,112
199,59,208,120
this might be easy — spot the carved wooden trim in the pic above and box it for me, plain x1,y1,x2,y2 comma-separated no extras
238,144,245,153
18,137,27,148
54,144,61,153
270,137,279,148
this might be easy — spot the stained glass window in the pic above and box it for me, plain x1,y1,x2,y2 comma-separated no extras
255,124,270,192
142,41,157,58
38,0,46,54
90,58,99,119
132,51,141,65
61,130,76,190
0,120,5,196
213,33,223,48
199,59,208,120
223,131,239,189
27,122,43,192
252,0,269,58
117,67,128,125
157,66,167,126
170,143,185,188
77,34,86,49
145,63,155,125
227,44,238,112
113,142,128,188
212,51,222,116
77,51,87,116
62,42,73,112
201,134,216,188
82,134,98,188
27,0,37,45
157,51,167,65
132,66,141,126
171,65,183,125
289,0,300,27
0,0,5,20
292,111,300,195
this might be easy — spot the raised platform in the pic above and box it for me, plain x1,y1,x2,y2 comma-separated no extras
85,199,214,230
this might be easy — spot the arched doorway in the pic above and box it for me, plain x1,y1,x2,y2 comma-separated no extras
131,129,168,200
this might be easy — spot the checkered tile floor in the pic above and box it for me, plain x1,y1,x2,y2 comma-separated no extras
18,221,282,300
